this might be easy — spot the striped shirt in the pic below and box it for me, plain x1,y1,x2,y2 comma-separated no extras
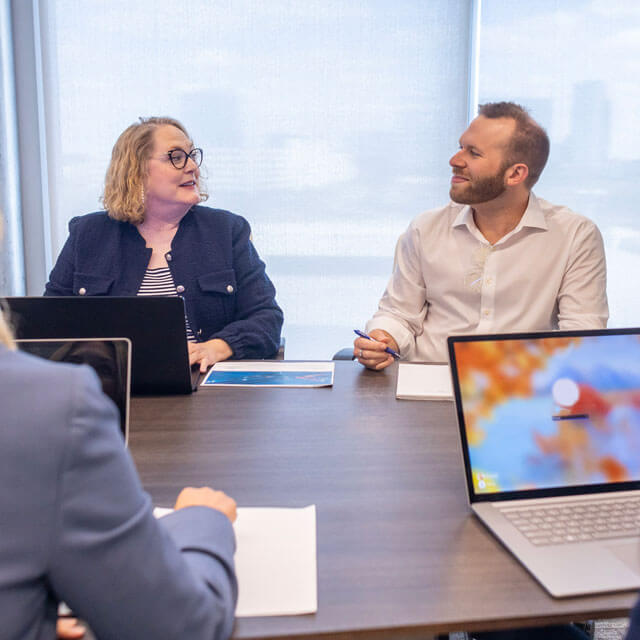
137,267,196,342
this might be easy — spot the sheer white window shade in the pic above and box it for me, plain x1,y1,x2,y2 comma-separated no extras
478,0,640,328
36,0,472,358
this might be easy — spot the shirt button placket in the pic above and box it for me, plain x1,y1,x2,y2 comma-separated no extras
478,247,496,329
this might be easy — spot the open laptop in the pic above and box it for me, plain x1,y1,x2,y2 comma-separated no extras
448,328,640,597
5,297,198,395
15,338,131,444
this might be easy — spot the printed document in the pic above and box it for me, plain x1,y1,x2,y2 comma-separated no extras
201,361,334,388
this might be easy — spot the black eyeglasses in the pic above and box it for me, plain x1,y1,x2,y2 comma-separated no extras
166,147,203,169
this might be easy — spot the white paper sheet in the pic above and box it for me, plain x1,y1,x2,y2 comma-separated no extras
234,505,317,616
395,362,453,400
154,504,318,617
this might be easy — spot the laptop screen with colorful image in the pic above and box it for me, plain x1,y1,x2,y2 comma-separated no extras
448,329,640,501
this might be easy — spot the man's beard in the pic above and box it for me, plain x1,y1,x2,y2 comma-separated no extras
449,169,507,205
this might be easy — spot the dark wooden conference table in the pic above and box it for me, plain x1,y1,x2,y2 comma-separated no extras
127,361,637,639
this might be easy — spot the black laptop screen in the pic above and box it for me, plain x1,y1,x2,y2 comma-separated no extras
16,338,130,441
449,329,640,501
6,297,193,395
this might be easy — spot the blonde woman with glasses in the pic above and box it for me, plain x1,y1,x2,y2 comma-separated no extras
45,116,283,372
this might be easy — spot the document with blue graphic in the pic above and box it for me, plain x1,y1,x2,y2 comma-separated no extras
201,361,334,388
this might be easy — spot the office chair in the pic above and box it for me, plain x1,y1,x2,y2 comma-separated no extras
332,347,355,360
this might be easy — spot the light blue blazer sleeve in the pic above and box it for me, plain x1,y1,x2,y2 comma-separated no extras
46,366,238,639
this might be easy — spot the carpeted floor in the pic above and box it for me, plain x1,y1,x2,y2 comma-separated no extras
593,618,629,639
450,619,630,639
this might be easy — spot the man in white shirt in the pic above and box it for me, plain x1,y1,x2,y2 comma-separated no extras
355,101,608,369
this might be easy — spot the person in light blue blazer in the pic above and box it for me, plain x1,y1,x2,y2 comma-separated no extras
0,307,237,640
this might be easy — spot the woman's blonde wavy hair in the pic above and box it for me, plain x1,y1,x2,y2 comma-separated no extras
0,304,15,349
101,116,208,224
0,216,16,349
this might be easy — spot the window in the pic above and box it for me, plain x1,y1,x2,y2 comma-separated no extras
32,0,472,358
478,0,640,327
10,1,632,358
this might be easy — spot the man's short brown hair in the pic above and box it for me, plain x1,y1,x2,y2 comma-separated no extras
478,102,550,188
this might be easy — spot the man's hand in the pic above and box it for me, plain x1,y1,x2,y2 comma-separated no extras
174,487,237,523
188,339,233,373
354,329,399,370
57,618,85,639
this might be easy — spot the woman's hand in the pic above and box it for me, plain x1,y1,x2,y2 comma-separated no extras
57,618,85,639
188,339,233,372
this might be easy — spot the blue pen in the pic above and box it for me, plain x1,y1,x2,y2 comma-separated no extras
354,329,400,359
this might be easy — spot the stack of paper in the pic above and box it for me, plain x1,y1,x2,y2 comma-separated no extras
233,505,317,616
154,505,317,617
395,363,453,401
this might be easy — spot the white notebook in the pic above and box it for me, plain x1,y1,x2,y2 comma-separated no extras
395,363,453,401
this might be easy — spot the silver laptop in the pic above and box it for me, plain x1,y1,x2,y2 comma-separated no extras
448,328,640,597
16,338,131,445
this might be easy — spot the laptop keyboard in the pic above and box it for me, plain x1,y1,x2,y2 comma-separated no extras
500,498,640,546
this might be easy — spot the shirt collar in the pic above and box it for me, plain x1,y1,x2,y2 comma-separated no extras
452,205,475,230
451,192,548,235
516,193,548,231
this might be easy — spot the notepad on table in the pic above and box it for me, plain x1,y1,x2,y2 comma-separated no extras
201,361,334,388
395,363,453,401
154,504,317,617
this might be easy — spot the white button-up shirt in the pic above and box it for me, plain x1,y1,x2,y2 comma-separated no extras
367,193,608,362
